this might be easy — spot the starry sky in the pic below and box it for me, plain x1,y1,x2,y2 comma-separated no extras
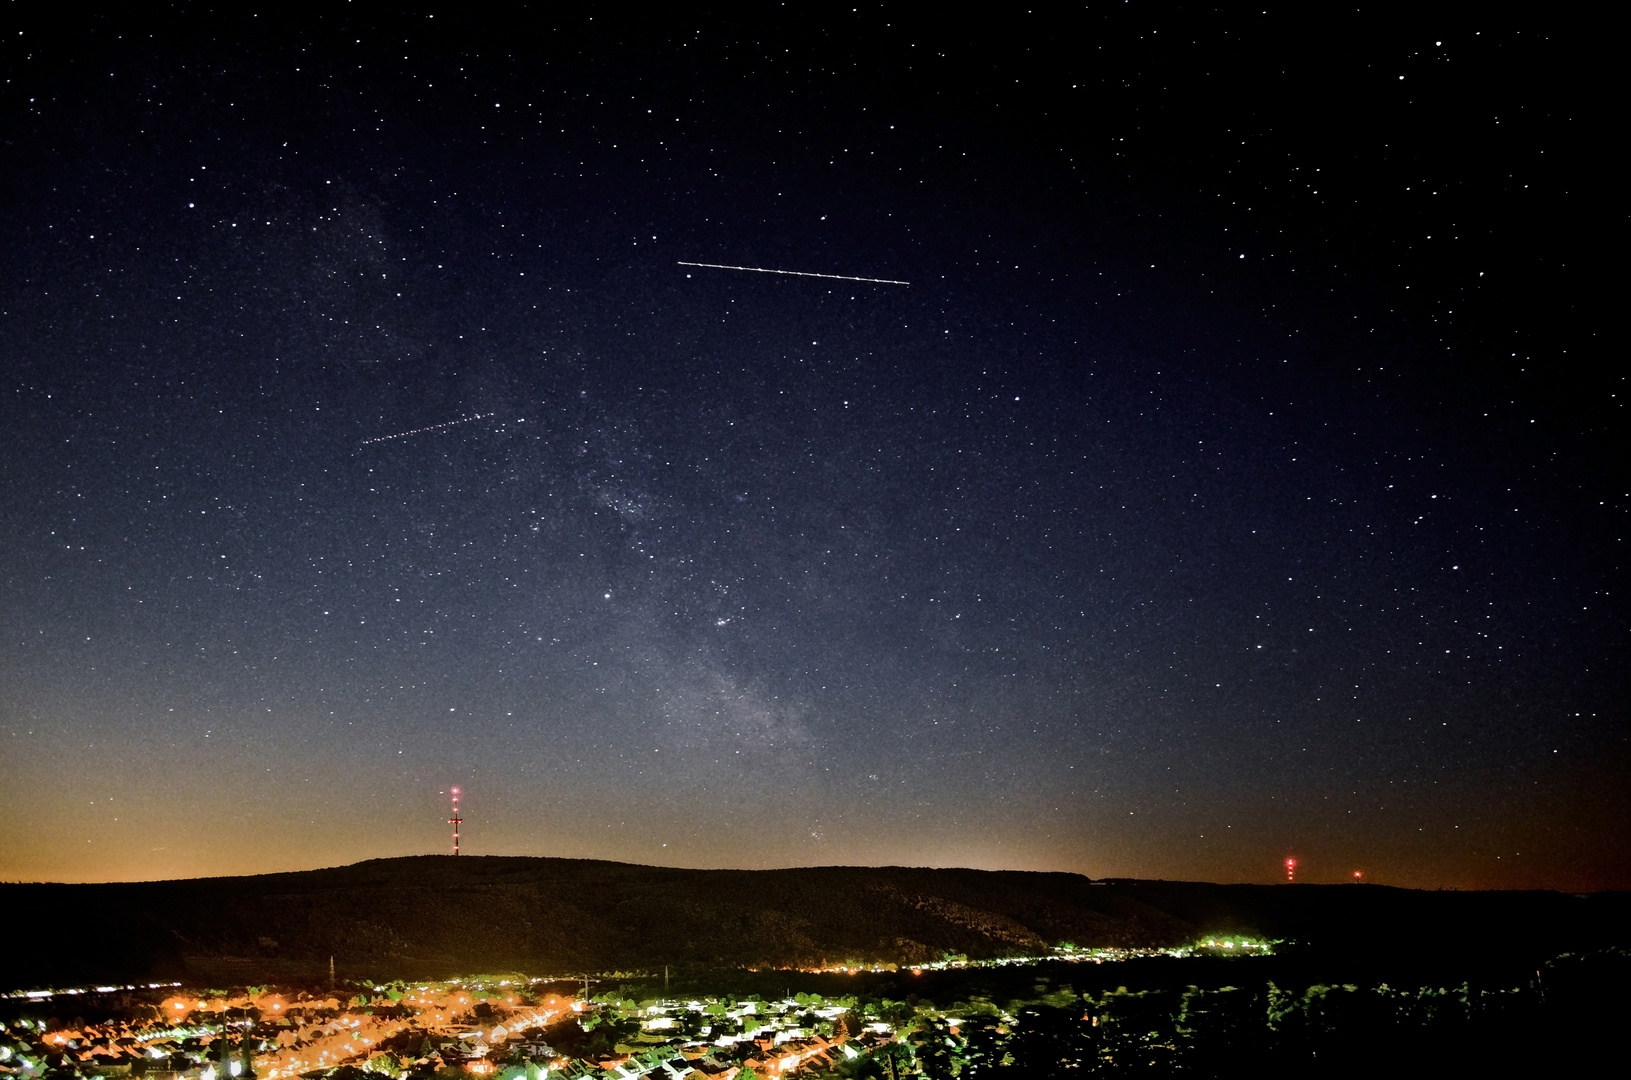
1,6,1623,890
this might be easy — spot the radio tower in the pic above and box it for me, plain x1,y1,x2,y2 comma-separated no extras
448,786,463,856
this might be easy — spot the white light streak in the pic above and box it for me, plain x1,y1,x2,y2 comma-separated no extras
678,261,909,286
360,413,495,446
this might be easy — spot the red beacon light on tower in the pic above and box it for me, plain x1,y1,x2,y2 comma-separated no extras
1284,858,1297,882
448,786,463,856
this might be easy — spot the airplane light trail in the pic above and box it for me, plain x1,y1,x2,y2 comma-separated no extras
360,413,495,446
678,261,909,286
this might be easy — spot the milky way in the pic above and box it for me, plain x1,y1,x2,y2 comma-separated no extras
0,7,1621,890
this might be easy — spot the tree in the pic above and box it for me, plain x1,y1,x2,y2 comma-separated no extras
995,1005,1097,1075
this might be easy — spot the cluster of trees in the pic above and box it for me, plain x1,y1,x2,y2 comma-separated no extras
815,949,1627,1077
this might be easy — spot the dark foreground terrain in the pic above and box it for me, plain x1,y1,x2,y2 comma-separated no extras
3,957,1628,1078
2,856,1626,990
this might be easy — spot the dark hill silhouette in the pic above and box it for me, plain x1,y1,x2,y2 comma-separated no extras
2,856,1624,990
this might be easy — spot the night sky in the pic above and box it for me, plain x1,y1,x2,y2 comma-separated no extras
2,7,1623,891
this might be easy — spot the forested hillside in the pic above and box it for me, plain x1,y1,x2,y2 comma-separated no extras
3,857,1624,990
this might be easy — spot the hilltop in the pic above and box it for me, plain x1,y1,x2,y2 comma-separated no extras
3,856,1625,990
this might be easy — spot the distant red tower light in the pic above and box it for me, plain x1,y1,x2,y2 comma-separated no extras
1353,870,1363,881
1285,857,1297,882
448,786,463,856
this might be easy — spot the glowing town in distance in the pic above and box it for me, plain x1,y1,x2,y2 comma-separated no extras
0,939,1273,1080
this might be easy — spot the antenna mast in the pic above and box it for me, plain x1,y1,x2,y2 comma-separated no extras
448,786,463,856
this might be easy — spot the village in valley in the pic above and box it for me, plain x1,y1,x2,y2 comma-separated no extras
0,976,975,1080
3,930,1607,1078
0,931,1287,1080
